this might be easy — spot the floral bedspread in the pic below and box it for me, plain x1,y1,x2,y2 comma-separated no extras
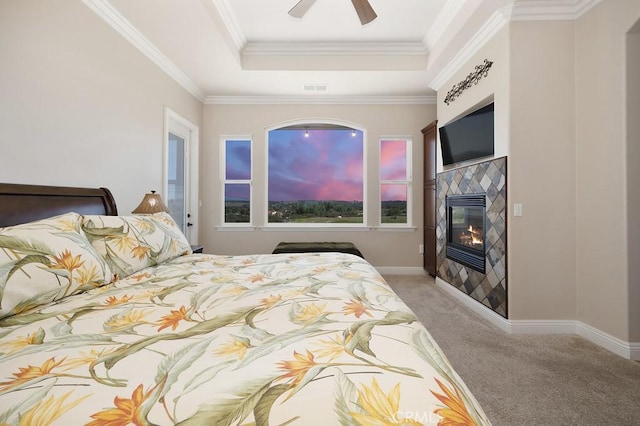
0,252,490,425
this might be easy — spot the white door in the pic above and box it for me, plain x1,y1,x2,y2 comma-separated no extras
164,108,199,244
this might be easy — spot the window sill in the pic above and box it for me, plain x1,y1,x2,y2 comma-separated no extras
215,226,257,231
215,225,416,232
373,226,417,232
260,225,372,232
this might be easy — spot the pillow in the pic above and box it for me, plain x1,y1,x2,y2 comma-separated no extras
0,212,114,319
81,212,192,278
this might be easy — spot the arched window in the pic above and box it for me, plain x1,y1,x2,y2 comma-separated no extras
267,122,365,225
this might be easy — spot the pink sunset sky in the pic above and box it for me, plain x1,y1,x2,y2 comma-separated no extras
225,130,407,202
268,128,363,202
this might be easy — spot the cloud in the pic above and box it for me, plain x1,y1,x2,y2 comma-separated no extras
225,183,250,201
380,140,407,180
268,128,363,201
381,184,407,201
225,140,251,180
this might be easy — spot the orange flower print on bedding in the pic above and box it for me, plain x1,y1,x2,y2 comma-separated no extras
277,350,317,388
50,249,85,274
112,235,136,252
342,299,373,318
0,357,67,391
64,348,117,370
20,391,90,425
250,273,266,283
104,310,150,333
57,215,80,232
260,294,282,309
214,336,252,360
130,272,152,282
0,329,43,354
156,305,189,331
293,302,327,324
75,264,103,287
313,333,349,362
103,295,133,307
87,384,150,426
430,378,478,425
350,377,421,426
131,244,151,261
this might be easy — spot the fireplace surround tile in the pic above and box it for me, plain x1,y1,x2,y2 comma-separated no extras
436,156,508,318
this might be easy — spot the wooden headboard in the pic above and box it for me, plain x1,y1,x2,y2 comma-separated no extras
0,183,118,227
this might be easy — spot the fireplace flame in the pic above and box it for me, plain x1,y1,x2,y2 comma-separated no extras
466,225,483,246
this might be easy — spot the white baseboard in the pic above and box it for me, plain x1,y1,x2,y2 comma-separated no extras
509,319,577,334
576,322,640,361
435,277,511,333
376,266,427,275
435,277,640,361
631,343,640,361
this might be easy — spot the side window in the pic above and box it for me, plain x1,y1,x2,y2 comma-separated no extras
380,138,411,225
222,138,252,224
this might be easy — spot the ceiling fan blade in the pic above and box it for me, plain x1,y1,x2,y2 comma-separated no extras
350,0,377,25
288,0,317,18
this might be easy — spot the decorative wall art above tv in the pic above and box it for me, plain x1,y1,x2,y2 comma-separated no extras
439,102,495,166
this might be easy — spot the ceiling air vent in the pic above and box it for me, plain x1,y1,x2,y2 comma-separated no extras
304,84,328,93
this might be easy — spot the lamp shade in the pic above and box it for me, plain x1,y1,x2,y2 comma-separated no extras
132,191,170,214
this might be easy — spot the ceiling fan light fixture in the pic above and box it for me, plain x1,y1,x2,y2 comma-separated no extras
289,0,377,25
288,0,317,19
350,0,377,25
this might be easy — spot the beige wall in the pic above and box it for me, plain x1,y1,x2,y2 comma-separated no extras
436,21,578,322
0,0,202,213
575,0,640,341
436,2,640,344
627,24,640,342
508,21,577,321
201,103,435,268
436,27,511,169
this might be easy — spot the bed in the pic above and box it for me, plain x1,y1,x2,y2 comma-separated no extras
0,183,490,425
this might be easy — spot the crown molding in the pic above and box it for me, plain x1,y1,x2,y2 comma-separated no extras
241,42,428,71
210,0,246,50
430,7,509,91
510,0,602,21
423,0,468,48
429,0,601,91
242,41,428,57
204,95,437,105
82,0,206,102
85,0,604,104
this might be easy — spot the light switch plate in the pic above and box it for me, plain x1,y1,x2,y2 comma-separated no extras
514,203,523,217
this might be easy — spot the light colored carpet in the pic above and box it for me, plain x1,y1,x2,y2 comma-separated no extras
384,274,640,426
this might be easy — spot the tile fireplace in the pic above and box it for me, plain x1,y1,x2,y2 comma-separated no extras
436,157,507,317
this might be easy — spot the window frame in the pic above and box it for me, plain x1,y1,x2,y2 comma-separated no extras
220,135,253,227
264,120,368,228
379,136,413,228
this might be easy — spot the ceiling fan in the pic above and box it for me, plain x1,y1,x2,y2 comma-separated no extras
288,0,377,25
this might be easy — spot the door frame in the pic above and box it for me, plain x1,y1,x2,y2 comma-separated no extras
163,107,199,244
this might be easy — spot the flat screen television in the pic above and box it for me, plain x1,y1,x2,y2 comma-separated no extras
439,102,494,166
